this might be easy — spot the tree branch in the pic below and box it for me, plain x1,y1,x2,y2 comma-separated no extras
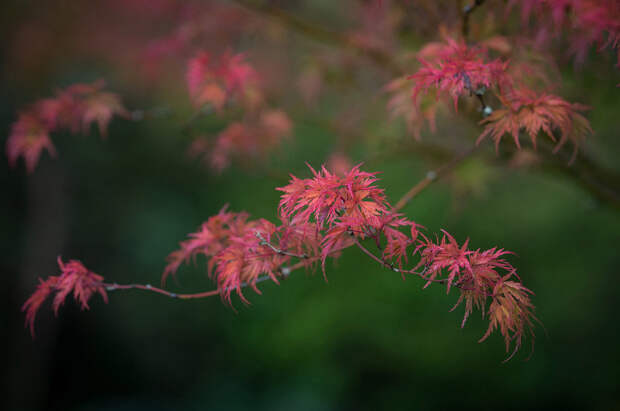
100,242,356,301
392,145,480,212
255,232,309,259
102,267,291,300
462,0,486,39
351,236,400,272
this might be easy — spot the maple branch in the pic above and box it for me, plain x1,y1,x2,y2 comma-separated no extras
392,145,480,212
462,0,486,39
132,4,618,212
387,135,620,212
102,282,219,299
352,237,498,296
99,241,357,301
102,267,291,300
255,232,309,259
474,89,492,114
351,236,400,272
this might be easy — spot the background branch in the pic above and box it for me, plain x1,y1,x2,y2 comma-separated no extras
393,145,480,212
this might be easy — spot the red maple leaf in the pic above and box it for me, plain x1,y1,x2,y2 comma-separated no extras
409,37,509,111
417,230,472,293
416,230,536,360
379,214,420,271
57,80,127,136
278,164,388,230
162,206,251,283
479,277,536,362
22,257,108,336
6,112,56,174
189,109,292,173
186,50,258,110
507,0,620,66
279,164,420,276
164,206,319,304
211,218,283,304
7,80,126,172
477,88,592,161
79,89,127,137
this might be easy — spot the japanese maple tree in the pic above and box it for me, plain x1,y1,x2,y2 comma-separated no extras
8,0,620,363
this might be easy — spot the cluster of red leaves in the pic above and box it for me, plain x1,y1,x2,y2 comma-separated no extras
508,0,620,66
185,51,292,172
142,3,255,79
23,163,537,358
6,112,56,174
277,164,420,273
573,0,620,65
164,206,319,303
478,88,592,161
409,37,509,111
163,164,535,357
166,165,420,302
396,28,593,161
188,109,292,173
162,206,252,283
211,218,317,304
6,80,127,173
346,0,396,52
22,257,108,336
417,230,536,360
186,50,259,111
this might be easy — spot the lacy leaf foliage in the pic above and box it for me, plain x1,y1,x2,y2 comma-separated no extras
22,257,108,336
160,164,537,358
6,80,127,173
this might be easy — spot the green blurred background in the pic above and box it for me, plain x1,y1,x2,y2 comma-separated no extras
2,1,620,410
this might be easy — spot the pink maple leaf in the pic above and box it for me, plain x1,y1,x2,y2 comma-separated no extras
409,37,509,111
478,88,592,161
6,112,56,174
22,257,108,336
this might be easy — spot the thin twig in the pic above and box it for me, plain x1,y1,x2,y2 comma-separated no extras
102,282,219,299
102,268,290,300
352,236,498,296
351,236,400,272
255,232,308,258
392,145,480,212
100,242,356,301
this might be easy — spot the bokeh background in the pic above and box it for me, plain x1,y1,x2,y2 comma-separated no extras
2,1,619,410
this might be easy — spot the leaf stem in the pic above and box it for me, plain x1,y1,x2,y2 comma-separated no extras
255,232,308,259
